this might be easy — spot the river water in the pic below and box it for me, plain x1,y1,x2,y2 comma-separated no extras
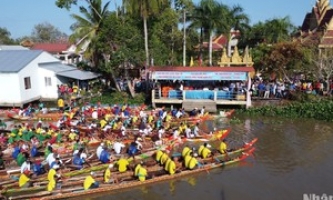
81,116,333,200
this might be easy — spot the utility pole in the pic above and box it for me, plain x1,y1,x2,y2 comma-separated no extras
183,8,186,67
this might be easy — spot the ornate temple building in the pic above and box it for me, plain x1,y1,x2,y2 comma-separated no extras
300,0,333,49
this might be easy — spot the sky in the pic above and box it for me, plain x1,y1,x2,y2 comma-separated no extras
0,0,317,39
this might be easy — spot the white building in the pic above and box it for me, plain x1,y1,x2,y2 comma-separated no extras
0,50,99,107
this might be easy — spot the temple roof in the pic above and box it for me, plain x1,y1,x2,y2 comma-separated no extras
319,18,333,47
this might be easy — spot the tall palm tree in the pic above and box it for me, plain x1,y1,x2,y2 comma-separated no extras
189,0,248,66
266,17,294,43
70,0,110,68
123,0,168,69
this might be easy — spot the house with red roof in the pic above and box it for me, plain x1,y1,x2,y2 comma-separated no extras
31,42,84,65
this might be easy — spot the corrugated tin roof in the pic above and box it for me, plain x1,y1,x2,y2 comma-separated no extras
0,50,43,72
39,62,100,80
0,45,29,50
56,69,100,80
39,62,75,72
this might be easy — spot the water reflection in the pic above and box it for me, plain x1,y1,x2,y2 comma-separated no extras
169,179,176,195
186,177,197,187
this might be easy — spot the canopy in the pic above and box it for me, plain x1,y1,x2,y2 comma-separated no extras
56,69,100,80
39,62,100,81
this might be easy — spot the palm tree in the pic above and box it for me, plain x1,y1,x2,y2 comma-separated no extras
266,17,295,43
246,17,294,46
123,0,168,69
70,0,110,68
189,0,248,66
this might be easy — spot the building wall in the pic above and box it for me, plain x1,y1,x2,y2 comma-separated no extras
37,67,60,99
1,52,61,107
17,57,43,105
0,73,21,106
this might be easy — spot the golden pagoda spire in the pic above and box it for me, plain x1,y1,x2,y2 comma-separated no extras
231,46,242,64
218,47,231,67
243,46,254,67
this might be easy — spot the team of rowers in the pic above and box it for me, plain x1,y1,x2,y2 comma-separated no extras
16,137,229,192
0,103,231,193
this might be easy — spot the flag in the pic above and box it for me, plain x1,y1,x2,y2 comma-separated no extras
190,56,194,67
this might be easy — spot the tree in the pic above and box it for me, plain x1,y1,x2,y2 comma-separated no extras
55,0,79,9
0,27,15,44
123,0,169,69
244,17,295,47
98,12,145,93
311,48,333,90
67,0,111,69
31,22,68,42
262,41,304,82
174,0,194,66
189,0,248,66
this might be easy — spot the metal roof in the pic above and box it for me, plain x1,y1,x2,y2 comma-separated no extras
0,50,43,72
39,62,100,80
56,69,100,80
39,62,75,72
0,45,29,50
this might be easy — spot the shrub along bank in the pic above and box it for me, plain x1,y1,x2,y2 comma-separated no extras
239,95,333,121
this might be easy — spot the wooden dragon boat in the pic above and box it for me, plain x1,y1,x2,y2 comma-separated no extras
1,138,257,199
6,112,63,122
5,148,254,200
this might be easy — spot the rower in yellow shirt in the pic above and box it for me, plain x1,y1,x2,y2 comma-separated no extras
100,119,107,129
148,115,154,123
219,139,228,154
160,151,169,166
57,98,64,112
165,157,180,175
200,143,212,159
104,113,112,121
47,164,61,192
84,172,99,190
181,146,194,158
132,116,138,123
104,164,118,184
19,171,32,188
137,165,149,181
115,157,130,173
188,153,201,170
184,152,193,169
155,150,163,163
165,113,172,123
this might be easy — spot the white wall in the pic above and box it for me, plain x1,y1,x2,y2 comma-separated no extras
0,73,21,105
38,67,59,99
17,52,61,104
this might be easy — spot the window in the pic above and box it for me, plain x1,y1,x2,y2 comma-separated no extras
44,77,52,86
24,77,31,90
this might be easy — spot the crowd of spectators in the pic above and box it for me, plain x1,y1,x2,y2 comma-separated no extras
251,79,333,99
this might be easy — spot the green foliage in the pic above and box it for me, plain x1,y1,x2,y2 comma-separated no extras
0,27,16,44
90,91,146,105
31,22,68,42
240,98,333,121
55,0,78,10
229,117,242,124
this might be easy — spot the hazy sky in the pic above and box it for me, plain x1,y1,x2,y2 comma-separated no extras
0,0,314,39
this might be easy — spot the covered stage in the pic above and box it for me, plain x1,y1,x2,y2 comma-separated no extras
149,66,254,110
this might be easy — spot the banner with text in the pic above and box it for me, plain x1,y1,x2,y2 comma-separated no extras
152,71,248,80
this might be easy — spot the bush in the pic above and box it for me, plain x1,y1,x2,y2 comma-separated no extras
90,91,146,106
